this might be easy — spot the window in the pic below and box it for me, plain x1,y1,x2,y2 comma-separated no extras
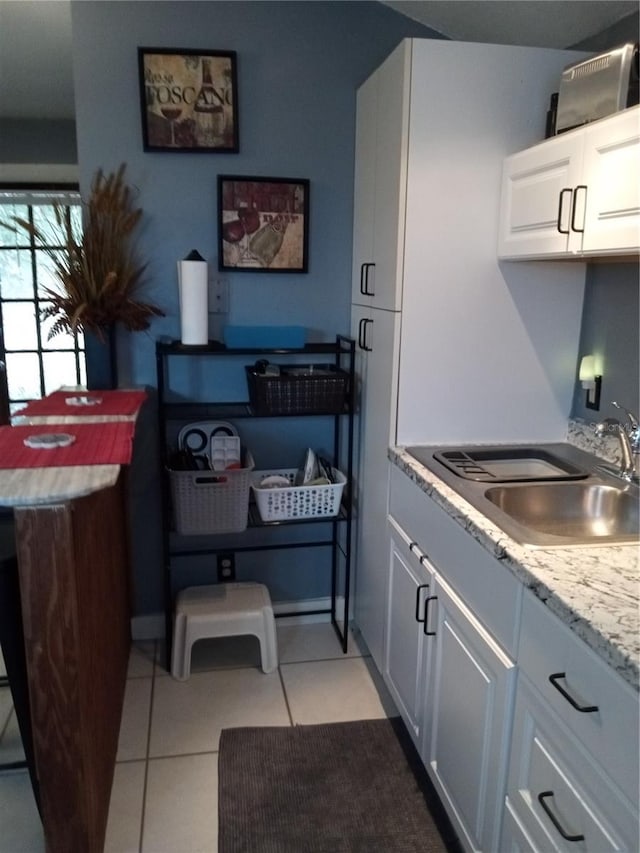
0,185,86,416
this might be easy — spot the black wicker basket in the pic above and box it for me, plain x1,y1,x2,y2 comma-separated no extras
245,364,349,415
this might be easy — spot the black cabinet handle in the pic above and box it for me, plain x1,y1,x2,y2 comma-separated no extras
361,262,375,296
549,672,599,713
415,583,429,623
409,540,428,563
357,317,365,350
538,791,585,842
358,318,372,352
557,188,572,234
357,317,372,351
423,595,437,635
570,184,587,233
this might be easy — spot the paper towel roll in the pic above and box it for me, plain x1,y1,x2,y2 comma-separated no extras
178,250,208,345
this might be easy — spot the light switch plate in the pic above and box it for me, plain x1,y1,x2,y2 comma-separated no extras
210,278,229,314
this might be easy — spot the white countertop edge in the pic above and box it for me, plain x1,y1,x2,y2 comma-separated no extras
0,465,121,506
389,446,640,692
14,414,138,425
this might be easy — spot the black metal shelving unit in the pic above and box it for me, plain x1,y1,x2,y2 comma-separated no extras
156,335,356,670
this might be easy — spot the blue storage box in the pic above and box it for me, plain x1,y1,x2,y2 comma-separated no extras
223,325,307,348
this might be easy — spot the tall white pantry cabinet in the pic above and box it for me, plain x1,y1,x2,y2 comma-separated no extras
350,41,587,676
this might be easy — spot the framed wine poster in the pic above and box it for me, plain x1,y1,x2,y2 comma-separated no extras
218,176,310,273
138,48,238,152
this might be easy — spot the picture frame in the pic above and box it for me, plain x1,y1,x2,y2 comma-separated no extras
218,176,310,273
138,48,238,152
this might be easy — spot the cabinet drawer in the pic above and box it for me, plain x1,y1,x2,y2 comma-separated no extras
501,800,539,853
507,674,638,852
389,464,521,656
519,590,639,801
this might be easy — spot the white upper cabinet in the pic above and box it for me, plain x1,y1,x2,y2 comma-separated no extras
498,105,640,260
580,107,640,255
497,132,584,257
351,73,377,305
351,42,410,311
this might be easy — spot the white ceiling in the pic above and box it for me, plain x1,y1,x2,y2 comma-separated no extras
0,0,638,120
0,0,74,119
383,1,638,49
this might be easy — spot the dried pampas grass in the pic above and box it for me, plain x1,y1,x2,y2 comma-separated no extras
3,163,164,341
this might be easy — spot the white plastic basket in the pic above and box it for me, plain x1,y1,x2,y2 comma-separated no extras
169,452,254,535
251,467,346,521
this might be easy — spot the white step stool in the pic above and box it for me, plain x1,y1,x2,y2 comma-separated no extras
171,582,278,680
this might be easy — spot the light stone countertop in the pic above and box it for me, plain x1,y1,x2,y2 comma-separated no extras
15,414,138,425
0,465,121,507
389,446,640,691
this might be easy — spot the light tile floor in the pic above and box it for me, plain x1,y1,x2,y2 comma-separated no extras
0,622,397,853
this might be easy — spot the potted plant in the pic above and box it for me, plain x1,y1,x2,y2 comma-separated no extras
4,163,164,388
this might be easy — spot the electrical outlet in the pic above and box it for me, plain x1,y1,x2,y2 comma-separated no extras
210,278,229,314
217,552,235,582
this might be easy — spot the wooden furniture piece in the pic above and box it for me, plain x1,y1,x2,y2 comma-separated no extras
0,392,144,852
14,476,130,853
0,514,35,787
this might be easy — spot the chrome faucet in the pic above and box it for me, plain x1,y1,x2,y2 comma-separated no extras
595,402,640,482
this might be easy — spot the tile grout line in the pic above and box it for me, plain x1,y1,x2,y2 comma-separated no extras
0,705,14,744
137,641,159,853
277,665,295,727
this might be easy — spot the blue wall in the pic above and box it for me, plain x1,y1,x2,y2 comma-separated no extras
571,263,639,423
70,1,440,616
71,1,439,387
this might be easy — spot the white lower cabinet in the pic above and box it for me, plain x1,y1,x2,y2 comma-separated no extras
501,802,540,853
504,674,638,852
502,591,640,852
422,573,516,853
385,517,434,747
384,463,639,852
386,493,517,852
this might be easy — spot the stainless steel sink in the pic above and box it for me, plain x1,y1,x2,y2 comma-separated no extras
484,482,639,545
405,442,640,548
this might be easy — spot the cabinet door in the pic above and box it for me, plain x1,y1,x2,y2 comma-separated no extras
352,307,400,668
351,42,410,311
349,305,370,629
580,106,640,255
351,72,377,306
369,41,411,312
498,131,584,259
422,574,516,853
385,517,433,746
